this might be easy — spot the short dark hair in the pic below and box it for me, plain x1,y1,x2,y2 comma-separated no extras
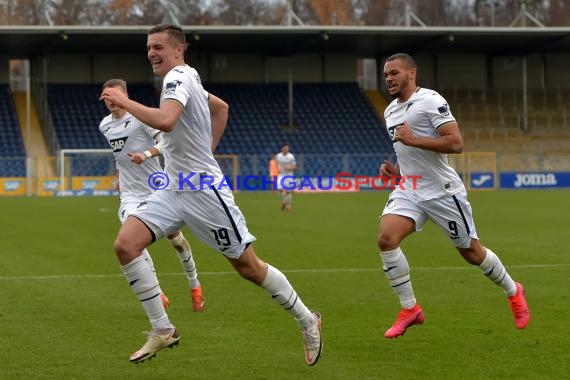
385,53,417,69
102,78,127,92
148,24,187,51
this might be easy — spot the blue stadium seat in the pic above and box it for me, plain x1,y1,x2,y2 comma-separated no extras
0,85,26,176
47,82,393,176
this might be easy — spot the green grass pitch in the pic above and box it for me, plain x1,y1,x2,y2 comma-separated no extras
0,190,568,379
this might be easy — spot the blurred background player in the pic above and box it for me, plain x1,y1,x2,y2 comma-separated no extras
268,154,279,193
378,53,529,338
99,78,204,313
275,143,297,211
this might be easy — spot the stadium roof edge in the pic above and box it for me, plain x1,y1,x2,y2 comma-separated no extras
2,25,570,32
2,25,570,56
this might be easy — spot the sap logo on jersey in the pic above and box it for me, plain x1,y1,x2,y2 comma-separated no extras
387,123,404,142
109,137,128,152
514,173,557,187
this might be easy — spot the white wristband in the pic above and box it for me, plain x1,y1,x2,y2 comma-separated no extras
144,150,152,158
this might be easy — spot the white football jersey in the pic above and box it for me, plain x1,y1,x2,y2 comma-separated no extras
276,152,296,176
159,65,224,190
99,112,161,200
384,87,464,200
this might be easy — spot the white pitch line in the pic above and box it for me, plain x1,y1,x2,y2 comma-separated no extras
0,263,567,281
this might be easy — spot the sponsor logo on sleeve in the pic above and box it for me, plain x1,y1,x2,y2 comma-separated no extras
437,103,450,116
165,80,182,94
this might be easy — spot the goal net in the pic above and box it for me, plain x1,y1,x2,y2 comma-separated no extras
447,151,497,190
215,154,239,190
465,151,497,190
57,149,116,194
57,149,239,195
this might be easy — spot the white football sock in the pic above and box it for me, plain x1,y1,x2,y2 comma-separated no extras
141,248,156,273
168,232,200,289
261,264,314,328
381,247,416,309
479,248,517,296
120,255,172,330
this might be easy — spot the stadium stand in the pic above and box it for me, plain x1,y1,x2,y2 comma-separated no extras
47,83,160,176
442,87,570,171
45,81,570,177
48,83,159,149
445,88,570,133
47,82,393,177
207,82,392,176
0,85,27,176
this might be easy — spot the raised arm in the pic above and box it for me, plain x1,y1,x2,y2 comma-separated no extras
99,87,182,132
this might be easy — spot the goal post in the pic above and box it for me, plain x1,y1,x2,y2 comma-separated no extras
58,149,115,193
56,149,239,194
465,152,498,190
447,153,466,183
214,154,239,190
447,151,498,190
